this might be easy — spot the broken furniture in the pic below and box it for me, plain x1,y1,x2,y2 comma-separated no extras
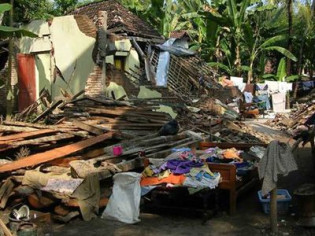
143,186,219,222
199,142,267,215
141,157,219,222
238,99,260,120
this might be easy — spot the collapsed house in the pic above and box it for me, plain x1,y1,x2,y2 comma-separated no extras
14,0,223,118
0,1,304,232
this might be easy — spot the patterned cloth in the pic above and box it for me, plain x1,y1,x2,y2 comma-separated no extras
41,178,83,194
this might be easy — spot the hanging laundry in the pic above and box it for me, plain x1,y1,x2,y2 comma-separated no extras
265,80,279,94
286,83,293,91
279,82,288,93
231,76,245,91
271,93,286,112
258,140,297,195
256,83,268,94
302,81,314,90
244,91,253,103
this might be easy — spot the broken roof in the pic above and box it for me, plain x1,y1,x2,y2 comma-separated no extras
71,0,163,39
170,30,191,40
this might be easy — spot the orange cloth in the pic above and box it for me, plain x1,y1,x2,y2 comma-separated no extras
140,173,186,186
245,108,259,116
221,78,234,87
222,148,241,160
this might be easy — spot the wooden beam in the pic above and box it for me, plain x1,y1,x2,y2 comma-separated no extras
0,125,38,132
72,120,107,135
11,133,74,147
0,129,56,142
0,218,13,236
3,120,71,130
0,132,114,173
32,100,63,123
0,178,14,209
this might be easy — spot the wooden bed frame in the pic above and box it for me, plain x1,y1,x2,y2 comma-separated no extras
199,142,267,215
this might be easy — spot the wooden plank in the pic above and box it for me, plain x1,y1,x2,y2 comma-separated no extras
0,178,14,209
0,218,13,236
86,108,170,118
32,100,63,123
0,132,114,173
0,129,56,142
3,121,72,130
71,96,130,107
72,120,107,135
0,125,38,132
11,133,74,147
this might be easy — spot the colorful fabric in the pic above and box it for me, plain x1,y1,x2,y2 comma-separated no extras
183,172,220,189
166,159,204,174
140,173,186,186
222,148,241,160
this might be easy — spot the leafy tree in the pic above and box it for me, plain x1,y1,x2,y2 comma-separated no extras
0,0,55,22
54,0,79,16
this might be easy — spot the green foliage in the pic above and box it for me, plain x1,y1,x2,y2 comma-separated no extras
0,25,37,38
12,0,55,22
262,57,299,82
276,57,286,81
0,3,11,14
0,3,37,38
54,0,78,16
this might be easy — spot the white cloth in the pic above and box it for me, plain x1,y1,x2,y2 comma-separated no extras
102,172,142,224
265,80,279,94
41,178,83,194
286,83,293,91
230,76,244,91
279,82,288,93
272,92,286,112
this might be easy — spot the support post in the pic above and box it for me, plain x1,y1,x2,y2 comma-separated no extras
270,187,278,234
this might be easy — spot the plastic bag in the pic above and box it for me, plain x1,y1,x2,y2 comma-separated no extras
101,172,141,224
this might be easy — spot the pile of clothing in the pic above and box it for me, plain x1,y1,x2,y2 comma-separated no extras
141,150,221,192
199,146,265,176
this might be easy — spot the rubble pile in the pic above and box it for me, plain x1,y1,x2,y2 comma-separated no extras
176,97,270,144
0,117,201,224
266,103,315,131
210,121,272,144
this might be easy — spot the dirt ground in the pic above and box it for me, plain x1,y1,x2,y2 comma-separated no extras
49,120,315,236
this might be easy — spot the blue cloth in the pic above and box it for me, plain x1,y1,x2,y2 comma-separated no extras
244,91,253,103
256,84,268,91
256,94,271,110
302,81,314,90
171,148,191,153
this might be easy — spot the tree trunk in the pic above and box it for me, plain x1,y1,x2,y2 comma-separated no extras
286,0,293,76
235,42,241,76
6,0,14,120
247,60,254,84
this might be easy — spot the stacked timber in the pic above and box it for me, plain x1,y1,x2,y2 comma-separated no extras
36,96,173,138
